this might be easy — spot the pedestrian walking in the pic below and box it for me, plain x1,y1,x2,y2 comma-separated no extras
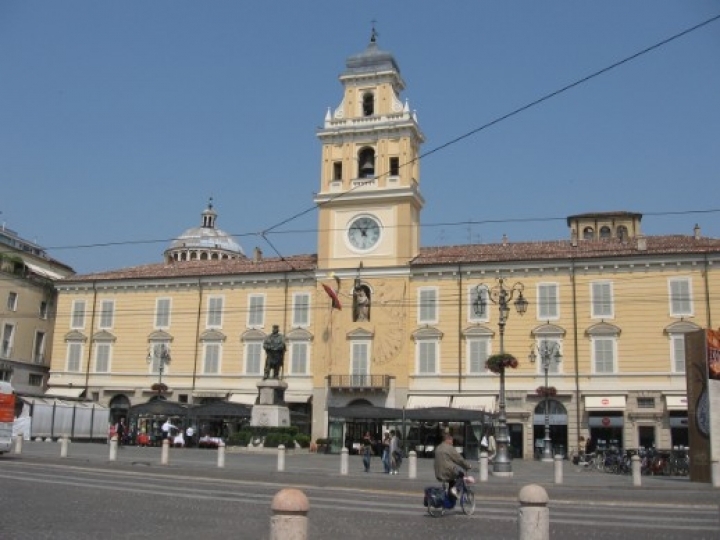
389,430,401,474
381,432,391,473
362,431,374,472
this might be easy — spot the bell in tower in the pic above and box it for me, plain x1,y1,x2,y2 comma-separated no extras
358,147,375,178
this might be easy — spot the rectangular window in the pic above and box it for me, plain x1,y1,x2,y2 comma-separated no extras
149,343,171,374
0,369,10,382
39,300,49,319
1,324,14,357
291,342,308,374
389,157,400,176
417,341,438,374
468,286,489,322
95,343,111,373
418,288,438,324
7,291,18,311
28,374,44,387
592,338,615,374
67,342,83,372
248,294,265,327
591,282,614,319
203,343,221,374
71,300,86,329
155,298,171,328
207,296,224,328
333,161,342,181
537,284,559,320
292,293,310,327
467,339,489,374
637,397,655,409
99,300,115,329
351,342,369,386
671,335,686,373
669,278,693,317
537,339,562,374
245,342,263,375
33,331,46,364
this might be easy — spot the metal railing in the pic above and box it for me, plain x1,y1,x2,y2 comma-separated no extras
327,374,391,391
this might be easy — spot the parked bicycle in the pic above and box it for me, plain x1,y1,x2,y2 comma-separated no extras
424,471,476,517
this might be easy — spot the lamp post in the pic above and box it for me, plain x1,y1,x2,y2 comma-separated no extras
529,340,561,462
474,278,528,475
147,343,171,387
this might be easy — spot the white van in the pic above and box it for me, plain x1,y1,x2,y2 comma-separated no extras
0,381,15,454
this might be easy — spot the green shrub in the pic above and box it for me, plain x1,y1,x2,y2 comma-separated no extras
227,430,252,446
294,434,311,448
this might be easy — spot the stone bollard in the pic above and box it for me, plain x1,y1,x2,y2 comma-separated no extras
518,484,549,540
479,451,488,482
218,441,226,468
408,450,417,479
60,436,69,458
161,438,170,465
632,454,641,487
554,454,563,484
340,447,349,476
14,433,23,455
278,444,286,472
712,461,720,488
270,488,309,540
109,436,118,461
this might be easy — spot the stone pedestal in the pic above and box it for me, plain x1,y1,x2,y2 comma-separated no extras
251,379,290,427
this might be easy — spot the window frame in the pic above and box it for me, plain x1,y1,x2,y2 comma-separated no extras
668,277,693,317
98,299,115,329
71,300,86,329
417,287,439,325
591,281,614,319
467,337,490,374
94,342,112,373
244,341,263,375
7,291,18,311
292,292,311,328
203,342,222,374
416,339,439,375
155,298,172,329
247,294,266,328
534,338,563,375
1,323,15,358
670,334,686,373
350,341,370,386
66,342,83,372
206,296,224,329
536,283,559,320
591,336,616,374
468,286,489,323
290,341,309,375
33,330,46,364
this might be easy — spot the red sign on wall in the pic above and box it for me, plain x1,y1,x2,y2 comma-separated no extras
0,393,15,423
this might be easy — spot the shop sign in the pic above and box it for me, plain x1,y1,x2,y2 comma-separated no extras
533,414,568,426
588,415,624,427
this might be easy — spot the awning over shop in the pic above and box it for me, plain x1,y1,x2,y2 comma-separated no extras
190,401,251,419
584,396,626,411
328,405,404,420
451,395,496,412
128,400,188,417
665,395,688,411
44,387,85,399
405,406,492,423
406,395,451,409
228,393,256,405
284,392,312,404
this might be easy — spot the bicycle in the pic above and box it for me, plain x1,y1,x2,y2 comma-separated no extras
423,471,476,517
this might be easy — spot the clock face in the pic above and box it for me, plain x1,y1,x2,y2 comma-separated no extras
347,216,381,251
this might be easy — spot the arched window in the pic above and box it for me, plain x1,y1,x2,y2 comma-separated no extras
358,147,375,178
617,225,628,240
600,226,611,239
362,92,374,116
583,227,594,240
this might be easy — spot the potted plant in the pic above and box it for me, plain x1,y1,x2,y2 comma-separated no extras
151,382,168,394
536,386,557,398
485,353,519,374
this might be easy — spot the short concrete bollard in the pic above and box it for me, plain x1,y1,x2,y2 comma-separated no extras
277,444,286,472
632,454,641,487
408,450,417,479
479,451,488,482
14,433,23,454
340,447,349,476
217,441,226,468
60,436,69,458
161,438,170,465
712,461,720,488
270,488,309,540
554,454,563,484
109,436,118,461
518,484,549,540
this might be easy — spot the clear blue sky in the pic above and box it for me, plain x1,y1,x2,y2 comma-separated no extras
1,1,719,274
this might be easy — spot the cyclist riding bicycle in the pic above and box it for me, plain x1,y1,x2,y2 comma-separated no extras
433,432,472,498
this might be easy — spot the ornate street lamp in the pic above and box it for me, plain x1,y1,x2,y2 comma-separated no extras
474,278,528,476
529,340,562,462
147,343,171,389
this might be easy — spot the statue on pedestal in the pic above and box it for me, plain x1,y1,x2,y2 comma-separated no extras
263,324,286,380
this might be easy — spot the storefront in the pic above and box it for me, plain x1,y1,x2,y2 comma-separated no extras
665,395,688,448
532,399,568,458
585,395,626,450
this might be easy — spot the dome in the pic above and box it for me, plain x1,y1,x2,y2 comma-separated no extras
343,29,401,77
164,201,245,263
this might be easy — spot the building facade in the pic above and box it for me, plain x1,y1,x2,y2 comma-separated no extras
0,224,75,396
47,36,719,458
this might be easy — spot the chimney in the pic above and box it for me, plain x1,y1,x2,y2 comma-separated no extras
636,235,647,251
694,224,701,240
253,247,263,263
571,229,578,247
502,234,508,247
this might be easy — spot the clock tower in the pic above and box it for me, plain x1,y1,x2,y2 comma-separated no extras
315,31,425,270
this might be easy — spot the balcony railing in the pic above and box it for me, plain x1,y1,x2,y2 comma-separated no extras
327,374,391,392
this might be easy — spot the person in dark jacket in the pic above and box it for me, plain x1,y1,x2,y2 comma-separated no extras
434,432,472,497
